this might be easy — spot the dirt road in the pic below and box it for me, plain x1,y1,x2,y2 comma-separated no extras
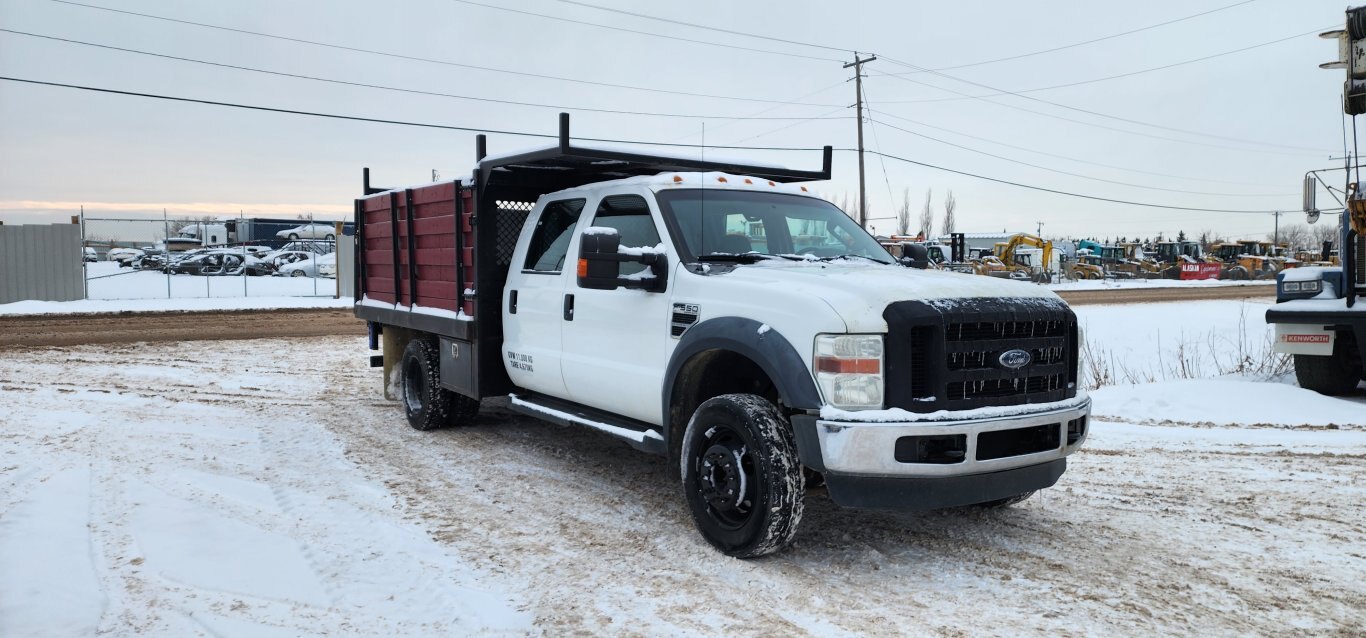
0,286,1271,348
2,336,1360,635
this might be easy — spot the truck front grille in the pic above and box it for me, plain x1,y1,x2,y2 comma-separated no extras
884,299,1079,412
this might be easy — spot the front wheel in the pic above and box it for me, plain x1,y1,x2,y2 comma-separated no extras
680,394,803,558
324,233,335,241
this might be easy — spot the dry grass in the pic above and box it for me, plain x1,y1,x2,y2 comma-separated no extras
1081,307,1292,390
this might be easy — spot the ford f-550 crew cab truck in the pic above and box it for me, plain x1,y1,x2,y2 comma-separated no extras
354,115,1091,557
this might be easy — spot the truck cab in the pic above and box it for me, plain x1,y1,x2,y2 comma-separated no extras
354,116,1091,558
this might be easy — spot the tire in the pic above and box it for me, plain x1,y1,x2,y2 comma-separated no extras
401,338,452,431
324,233,335,241
288,233,300,240
1294,333,1363,396
680,394,803,558
973,491,1036,509
290,269,306,277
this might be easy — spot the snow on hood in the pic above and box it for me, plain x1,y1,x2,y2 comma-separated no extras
720,259,1061,332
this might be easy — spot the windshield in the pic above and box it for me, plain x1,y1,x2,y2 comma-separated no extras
655,189,892,263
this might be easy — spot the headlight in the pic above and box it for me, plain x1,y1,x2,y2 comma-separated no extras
1301,280,1321,293
814,334,884,410
1282,282,1301,292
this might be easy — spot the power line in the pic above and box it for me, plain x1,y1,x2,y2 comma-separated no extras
445,0,844,63
867,108,1289,188
874,47,1332,153
873,68,1325,156
45,0,845,108
866,149,1284,213
0,28,852,121
494,0,1333,154
0,74,1303,214
554,0,851,53
867,117,1295,197
0,75,841,151
878,25,1328,104
896,0,1259,73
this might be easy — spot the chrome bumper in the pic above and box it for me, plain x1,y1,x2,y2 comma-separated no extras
816,398,1091,477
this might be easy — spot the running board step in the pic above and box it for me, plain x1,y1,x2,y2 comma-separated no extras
508,393,666,455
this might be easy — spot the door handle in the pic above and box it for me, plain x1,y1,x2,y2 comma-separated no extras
509,289,518,314
563,293,575,321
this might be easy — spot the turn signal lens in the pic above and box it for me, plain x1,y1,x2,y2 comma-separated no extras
814,334,884,410
577,258,588,277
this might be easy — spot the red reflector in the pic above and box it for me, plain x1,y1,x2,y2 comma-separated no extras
577,259,588,277
815,357,880,374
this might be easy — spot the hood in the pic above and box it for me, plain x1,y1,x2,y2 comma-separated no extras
721,259,1060,332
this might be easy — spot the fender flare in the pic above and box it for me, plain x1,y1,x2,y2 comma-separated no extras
661,317,824,466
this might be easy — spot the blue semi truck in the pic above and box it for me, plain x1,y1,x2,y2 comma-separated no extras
1264,7,1366,396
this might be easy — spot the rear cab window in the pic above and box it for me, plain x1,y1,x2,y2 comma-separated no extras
524,199,586,273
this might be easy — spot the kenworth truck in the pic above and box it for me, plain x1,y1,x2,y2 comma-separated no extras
1265,10,1366,397
353,115,1091,557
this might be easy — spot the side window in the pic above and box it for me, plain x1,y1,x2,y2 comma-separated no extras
524,198,586,273
588,195,662,277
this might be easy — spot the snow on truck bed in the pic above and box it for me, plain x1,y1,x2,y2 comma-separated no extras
1,299,1363,635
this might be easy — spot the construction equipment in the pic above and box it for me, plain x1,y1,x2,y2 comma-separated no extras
1209,240,1282,280
1152,240,1207,278
1098,243,1161,279
1064,254,1106,280
989,234,1060,283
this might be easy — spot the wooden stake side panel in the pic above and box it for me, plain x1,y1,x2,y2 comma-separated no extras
360,183,473,314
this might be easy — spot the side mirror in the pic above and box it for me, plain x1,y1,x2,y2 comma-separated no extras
899,243,931,269
577,227,667,292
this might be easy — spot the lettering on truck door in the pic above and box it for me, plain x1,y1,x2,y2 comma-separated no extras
560,192,673,424
502,198,586,398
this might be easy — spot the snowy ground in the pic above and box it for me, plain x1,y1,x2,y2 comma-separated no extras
1046,277,1276,292
2,299,1363,636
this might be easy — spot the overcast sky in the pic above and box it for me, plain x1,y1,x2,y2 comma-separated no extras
0,0,1354,241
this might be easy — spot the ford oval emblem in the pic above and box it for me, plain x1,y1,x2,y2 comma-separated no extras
998,349,1032,369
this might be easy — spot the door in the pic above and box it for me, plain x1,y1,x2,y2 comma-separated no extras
502,198,586,399
560,193,674,425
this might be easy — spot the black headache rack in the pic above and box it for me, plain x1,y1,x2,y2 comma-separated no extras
356,112,833,400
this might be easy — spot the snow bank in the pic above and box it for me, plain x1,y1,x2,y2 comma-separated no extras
0,296,353,316
1091,378,1366,428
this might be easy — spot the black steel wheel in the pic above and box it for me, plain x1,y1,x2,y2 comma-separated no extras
680,394,803,558
401,338,453,431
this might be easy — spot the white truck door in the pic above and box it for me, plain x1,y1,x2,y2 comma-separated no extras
559,193,672,425
501,197,587,398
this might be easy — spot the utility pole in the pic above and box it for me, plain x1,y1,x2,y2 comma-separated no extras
844,53,876,227
1036,221,1044,237
1273,210,1281,245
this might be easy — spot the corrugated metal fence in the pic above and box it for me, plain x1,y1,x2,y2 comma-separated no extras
0,224,85,303
336,234,355,298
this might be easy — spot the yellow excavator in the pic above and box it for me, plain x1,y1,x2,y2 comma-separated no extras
992,234,1059,283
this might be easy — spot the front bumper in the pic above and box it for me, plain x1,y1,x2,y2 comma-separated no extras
792,397,1090,509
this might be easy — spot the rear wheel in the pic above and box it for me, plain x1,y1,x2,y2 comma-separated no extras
400,337,479,430
1294,333,1363,396
325,233,335,241
680,394,803,558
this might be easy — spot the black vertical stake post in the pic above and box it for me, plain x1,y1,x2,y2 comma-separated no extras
405,189,418,308
354,198,365,299
475,134,487,163
389,191,402,306
363,167,370,194
558,112,570,152
454,183,465,312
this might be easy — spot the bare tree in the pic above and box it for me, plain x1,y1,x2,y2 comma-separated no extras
1269,224,1309,250
941,190,956,237
1309,220,1340,248
918,189,933,240
896,188,911,236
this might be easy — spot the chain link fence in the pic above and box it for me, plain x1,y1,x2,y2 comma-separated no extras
79,211,349,300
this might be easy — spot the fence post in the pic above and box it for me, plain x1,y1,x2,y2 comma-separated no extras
79,207,88,300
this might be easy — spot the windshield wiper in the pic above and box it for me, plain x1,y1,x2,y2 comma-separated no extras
818,254,892,264
697,253,778,263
